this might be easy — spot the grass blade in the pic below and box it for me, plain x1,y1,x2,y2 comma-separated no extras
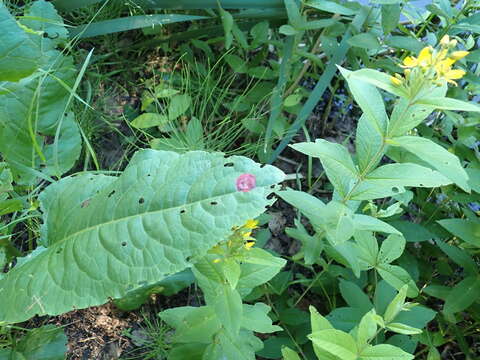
264,35,295,153
70,14,210,38
53,0,284,11
267,35,352,163
267,11,371,164
125,0,284,9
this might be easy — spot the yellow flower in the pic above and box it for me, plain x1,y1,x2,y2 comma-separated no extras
450,51,469,61
390,75,403,86
442,69,466,85
402,56,418,67
396,41,468,88
244,219,259,230
244,241,255,250
435,58,455,74
402,47,432,68
213,258,222,263
417,47,432,67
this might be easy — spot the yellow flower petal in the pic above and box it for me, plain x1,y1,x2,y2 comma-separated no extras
444,69,465,80
402,56,417,67
244,241,255,250
213,258,222,263
450,51,469,61
435,58,454,74
437,49,448,61
244,219,259,229
417,47,432,66
390,76,403,86
243,231,252,239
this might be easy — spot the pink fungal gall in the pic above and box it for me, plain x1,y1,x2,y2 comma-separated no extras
236,173,256,192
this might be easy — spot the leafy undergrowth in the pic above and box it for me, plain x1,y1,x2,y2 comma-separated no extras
1,1,480,360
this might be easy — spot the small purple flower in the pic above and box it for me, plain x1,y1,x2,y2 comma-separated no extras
236,174,256,192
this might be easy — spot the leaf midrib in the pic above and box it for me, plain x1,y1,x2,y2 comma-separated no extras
55,190,258,246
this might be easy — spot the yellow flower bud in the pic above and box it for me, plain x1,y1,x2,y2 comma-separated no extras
445,69,466,80
390,76,403,86
213,258,222,263
440,35,450,46
450,51,469,61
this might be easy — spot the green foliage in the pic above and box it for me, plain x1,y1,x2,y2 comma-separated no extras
0,150,284,324
160,249,285,358
285,293,423,360
0,325,67,360
0,0,81,184
0,2,40,82
1,0,480,358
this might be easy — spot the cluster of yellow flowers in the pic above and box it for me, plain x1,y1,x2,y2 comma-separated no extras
212,219,259,263
391,35,469,87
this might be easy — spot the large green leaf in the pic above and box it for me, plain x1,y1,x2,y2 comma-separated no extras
388,98,434,137
443,276,480,314
340,68,407,98
340,67,388,172
0,150,284,324
0,0,81,184
377,264,419,297
437,219,480,247
350,163,452,201
309,329,358,360
215,285,243,336
359,344,414,360
436,240,478,276
389,136,470,192
0,2,40,82
416,97,480,112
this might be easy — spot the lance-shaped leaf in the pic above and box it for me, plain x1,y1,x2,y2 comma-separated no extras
340,67,389,172
416,97,480,112
388,98,434,138
443,276,480,314
387,84,447,137
309,329,358,360
0,150,284,324
292,140,358,198
350,163,452,201
388,136,470,192
437,219,480,247
359,344,414,360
